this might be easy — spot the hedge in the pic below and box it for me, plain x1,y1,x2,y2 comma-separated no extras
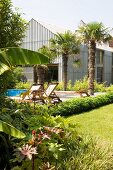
50,92,113,116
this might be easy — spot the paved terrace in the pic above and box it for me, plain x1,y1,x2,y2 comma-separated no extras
9,91,106,102
55,91,106,101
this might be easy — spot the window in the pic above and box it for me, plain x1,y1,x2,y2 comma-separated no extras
96,50,104,65
96,50,104,83
97,67,103,83
45,64,58,82
111,53,113,83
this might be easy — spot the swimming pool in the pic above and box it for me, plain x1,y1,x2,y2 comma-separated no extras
6,89,27,97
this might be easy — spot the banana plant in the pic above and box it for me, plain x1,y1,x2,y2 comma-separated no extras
0,47,49,75
0,120,25,138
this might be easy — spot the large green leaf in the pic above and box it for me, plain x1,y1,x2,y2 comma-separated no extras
0,120,26,138
0,47,49,74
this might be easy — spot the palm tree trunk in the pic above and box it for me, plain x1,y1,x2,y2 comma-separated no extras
37,65,45,90
33,65,38,83
88,41,96,95
62,53,68,91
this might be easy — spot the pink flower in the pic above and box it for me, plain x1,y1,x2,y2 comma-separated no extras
42,133,51,140
18,144,37,160
40,131,51,140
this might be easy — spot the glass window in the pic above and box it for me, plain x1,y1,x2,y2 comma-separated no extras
96,50,104,65
45,64,58,82
112,53,113,66
97,67,103,83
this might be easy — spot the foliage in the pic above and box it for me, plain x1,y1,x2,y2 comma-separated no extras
13,67,25,83
1,96,113,169
55,78,107,92
73,76,88,91
15,82,32,90
0,70,16,94
67,80,73,91
106,84,113,92
56,80,73,91
56,81,64,90
94,81,107,92
0,67,26,94
0,47,49,75
77,21,111,44
12,123,113,170
0,0,27,48
72,76,106,92
0,121,25,138
38,45,56,62
0,96,26,169
50,92,113,116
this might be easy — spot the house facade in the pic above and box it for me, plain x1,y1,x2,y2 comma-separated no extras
21,18,113,85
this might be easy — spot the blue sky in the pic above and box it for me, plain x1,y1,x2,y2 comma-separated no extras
12,0,113,31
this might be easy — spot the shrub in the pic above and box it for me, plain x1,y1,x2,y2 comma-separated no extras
72,76,106,92
94,81,106,92
73,76,88,91
0,71,16,94
50,92,113,116
67,80,73,91
106,84,113,92
15,82,32,89
0,67,27,94
56,82,64,90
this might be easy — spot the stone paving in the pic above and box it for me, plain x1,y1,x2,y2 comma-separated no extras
55,91,106,101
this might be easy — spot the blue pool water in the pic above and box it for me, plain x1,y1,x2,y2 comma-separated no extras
6,89,27,97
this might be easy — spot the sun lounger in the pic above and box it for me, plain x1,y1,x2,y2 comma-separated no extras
74,89,90,97
41,83,62,104
21,83,43,101
19,83,61,104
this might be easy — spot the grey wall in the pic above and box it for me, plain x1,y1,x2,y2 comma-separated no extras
22,18,56,51
67,45,88,85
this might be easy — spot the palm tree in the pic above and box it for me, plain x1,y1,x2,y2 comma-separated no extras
50,31,79,91
76,21,112,95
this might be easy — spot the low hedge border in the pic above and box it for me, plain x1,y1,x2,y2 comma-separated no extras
50,92,113,116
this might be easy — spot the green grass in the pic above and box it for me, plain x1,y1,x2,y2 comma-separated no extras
66,104,113,143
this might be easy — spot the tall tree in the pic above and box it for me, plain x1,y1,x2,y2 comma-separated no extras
50,31,79,91
0,0,27,48
76,22,111,95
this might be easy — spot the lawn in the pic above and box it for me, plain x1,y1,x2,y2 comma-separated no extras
66,104,113,143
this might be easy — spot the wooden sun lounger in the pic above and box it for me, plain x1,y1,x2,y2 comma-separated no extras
74,89,90,97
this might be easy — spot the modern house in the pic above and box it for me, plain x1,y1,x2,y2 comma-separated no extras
21,18,113,85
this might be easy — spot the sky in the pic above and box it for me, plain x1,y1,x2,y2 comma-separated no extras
12,0,113,31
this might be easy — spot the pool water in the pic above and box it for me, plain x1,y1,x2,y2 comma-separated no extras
6,89,27,97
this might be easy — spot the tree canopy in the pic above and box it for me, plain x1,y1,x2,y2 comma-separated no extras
0,0,27,48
